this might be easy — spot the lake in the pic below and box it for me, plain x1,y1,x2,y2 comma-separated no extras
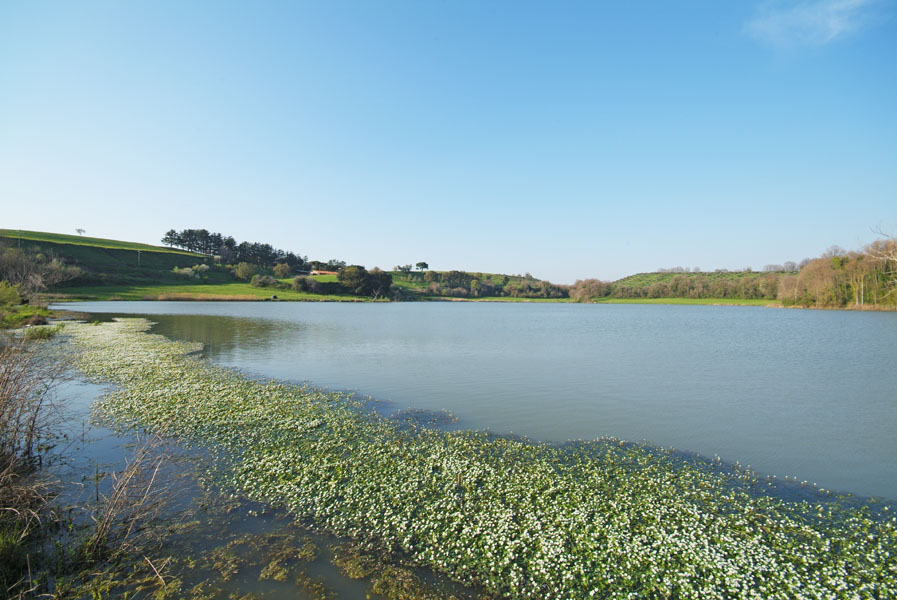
56,301,897,500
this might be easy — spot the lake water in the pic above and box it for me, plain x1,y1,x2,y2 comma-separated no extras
56,301,897,500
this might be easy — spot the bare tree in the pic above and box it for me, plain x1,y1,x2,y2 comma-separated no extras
76,228,85,236
0,248,81,297
867,230,897,298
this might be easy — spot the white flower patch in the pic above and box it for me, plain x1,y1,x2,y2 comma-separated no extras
61,319,897,599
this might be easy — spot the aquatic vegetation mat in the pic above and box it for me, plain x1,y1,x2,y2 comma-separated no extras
64,319,896,599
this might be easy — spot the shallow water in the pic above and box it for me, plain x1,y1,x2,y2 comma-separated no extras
50,371,477,599
55,301,897,500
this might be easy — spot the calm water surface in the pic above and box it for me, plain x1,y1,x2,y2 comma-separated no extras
58,301,897,500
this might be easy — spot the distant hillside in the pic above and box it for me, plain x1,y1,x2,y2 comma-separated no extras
7,229,891,308
0,229,198,254
613,270,789,287
0,229,217,287
609,270,788,301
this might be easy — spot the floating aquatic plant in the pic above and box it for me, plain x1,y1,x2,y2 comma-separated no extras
62,319,897,599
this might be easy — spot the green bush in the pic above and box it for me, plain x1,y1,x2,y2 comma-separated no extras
292,276,322,294
233,262,258,281
0,282,20,306
250,274,277,288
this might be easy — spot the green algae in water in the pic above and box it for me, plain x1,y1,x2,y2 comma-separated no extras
64,319,897,599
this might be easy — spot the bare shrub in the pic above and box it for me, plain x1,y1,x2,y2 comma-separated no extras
0,247,81,297
570,279,612,302
80,436,172,563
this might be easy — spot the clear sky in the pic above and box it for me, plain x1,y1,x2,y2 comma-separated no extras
1,1,895,282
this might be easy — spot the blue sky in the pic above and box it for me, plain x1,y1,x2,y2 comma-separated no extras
1,1,895,282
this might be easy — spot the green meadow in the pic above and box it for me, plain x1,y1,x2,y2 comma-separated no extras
54,281,363,302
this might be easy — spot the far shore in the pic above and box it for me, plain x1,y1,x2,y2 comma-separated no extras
38,289,896,311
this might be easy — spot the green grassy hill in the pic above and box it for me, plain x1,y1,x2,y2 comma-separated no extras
0,229,214,287
609,270,788,302
0,229,372,301
614,270,788,286
0,229,198,254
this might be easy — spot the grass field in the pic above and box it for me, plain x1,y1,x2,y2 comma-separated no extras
50,282,364,302
0,229,200,256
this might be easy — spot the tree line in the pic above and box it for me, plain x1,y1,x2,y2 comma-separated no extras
570,236,897,308
161,228,306,268
233,266,394,299
160,228,897,307
408,270,568,299
776,239,897,307
596,273,783,301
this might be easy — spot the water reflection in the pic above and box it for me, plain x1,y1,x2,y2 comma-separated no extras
149,314,307,361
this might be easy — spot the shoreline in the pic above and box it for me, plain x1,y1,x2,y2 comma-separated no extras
42,291,897,311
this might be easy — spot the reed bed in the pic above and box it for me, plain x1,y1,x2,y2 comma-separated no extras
63,319,896,599
0,335,66,596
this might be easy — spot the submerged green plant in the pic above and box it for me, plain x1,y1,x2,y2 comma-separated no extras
63,319,897,599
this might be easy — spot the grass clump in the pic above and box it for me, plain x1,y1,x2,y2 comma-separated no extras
1,305,51,330
23,324,63,341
